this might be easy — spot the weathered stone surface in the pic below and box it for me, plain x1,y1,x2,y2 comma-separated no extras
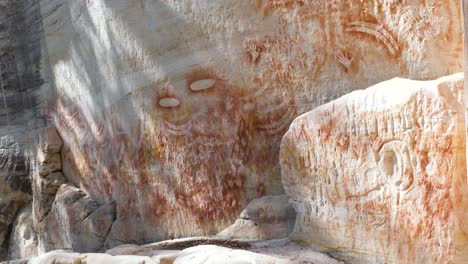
26,250,79,264
0,259,29,264
32,171,66,223
249,239,344,264
461,1,468,263
0,137,33,258
26,251,159,264
37,184,116,253
38,128,62,155
7,204,37,260
280,73,467,263
218,195,295,240
104,244,145,256
36,151,61,177
239,195,294,223
0,0,48,254
36,0,463,244
0,174,32,258
18,238,344,264
0,0,47,153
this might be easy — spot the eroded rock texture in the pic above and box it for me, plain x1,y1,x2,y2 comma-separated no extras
0,138,32,258
37,0,463,244
32,127,64,225
0,0,48,258
30,127,116,254
38,184,116,253
7,204,37,260
280,73,467,263
218,195,295,240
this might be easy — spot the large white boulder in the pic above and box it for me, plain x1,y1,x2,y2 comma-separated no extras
173,245,290,264
280,73,468,263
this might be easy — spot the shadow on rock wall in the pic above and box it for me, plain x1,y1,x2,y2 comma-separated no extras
0,0,48,258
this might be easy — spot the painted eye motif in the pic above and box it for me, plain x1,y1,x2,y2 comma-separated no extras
189,78,216,92
159,97,181,108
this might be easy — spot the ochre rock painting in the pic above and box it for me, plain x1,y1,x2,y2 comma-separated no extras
52,65,297,243
280,73,467,264
252,0,462,83
41,0,463,244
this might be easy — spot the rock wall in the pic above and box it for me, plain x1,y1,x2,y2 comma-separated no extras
280,74,468,263
36,0,464,244
0,0,49,257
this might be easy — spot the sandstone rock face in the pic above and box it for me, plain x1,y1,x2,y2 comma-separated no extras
462,2,468,263
0,181,31,257
0,0,48,253
37,184,116,253
32,127,65,231
7,204,37,260
28,127,119,256
32,171,66,224
38,128,63,155
280,73,467,263
37,0,463,244
35,128,62,177
36,152,61,177
0,138,32,258
218,195,295,240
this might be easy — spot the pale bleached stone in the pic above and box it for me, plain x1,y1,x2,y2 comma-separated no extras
27,250,79,264
79,253,158,264
173,245,290,264
25,252,158,264
280,73,467,264
22,238,344,264
7,204,38,260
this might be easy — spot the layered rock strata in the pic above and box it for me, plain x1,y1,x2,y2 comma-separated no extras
0,137,32,258
280,73,468,263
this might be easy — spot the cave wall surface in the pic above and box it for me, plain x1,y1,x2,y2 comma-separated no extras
37,0,464,244
0,0,48,257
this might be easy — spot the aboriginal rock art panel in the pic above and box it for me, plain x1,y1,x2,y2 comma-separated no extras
43,0,464,245
51,65,297,242
244,0,462,109
280,74,465,264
